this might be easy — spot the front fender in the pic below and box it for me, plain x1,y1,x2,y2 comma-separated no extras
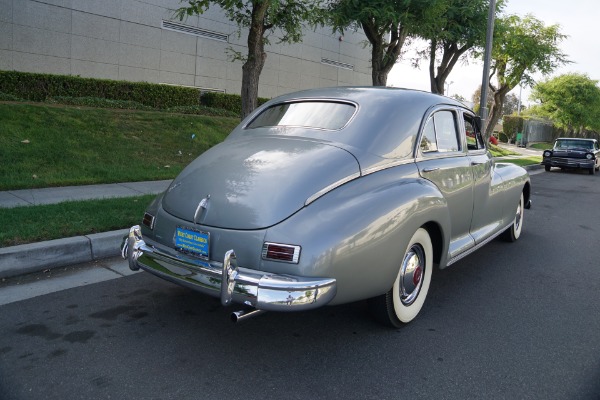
263,163,451,305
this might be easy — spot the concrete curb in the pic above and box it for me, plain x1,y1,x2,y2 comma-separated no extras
0,229,127,279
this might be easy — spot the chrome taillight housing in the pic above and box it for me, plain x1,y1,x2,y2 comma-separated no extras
142,212,155,230
262,242,301,264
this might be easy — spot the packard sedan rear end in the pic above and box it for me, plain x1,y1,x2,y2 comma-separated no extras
122,87,531,327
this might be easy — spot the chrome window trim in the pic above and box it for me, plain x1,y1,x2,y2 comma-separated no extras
243,98,360,131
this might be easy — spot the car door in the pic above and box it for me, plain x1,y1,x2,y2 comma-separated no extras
416,108,475,259
462,112,506,243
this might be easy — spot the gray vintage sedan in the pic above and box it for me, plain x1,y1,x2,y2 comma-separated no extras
122,87,531,327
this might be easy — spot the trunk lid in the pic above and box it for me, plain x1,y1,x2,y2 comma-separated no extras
162,136,360,230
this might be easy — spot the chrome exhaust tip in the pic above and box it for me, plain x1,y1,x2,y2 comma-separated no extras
230,309,266,323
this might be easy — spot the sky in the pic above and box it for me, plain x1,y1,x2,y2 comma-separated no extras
387,0,599,107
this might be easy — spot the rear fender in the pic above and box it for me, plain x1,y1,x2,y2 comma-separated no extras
263,164,451,305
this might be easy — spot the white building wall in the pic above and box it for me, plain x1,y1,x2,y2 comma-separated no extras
0,0,372,98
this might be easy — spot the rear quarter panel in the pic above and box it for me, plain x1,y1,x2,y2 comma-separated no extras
263,163,452,305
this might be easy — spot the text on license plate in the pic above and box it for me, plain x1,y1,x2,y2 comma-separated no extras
174,227,209,258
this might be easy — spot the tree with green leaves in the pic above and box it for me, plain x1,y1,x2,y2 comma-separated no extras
328,0,443,86
176,1,324,119
483,14,568,136
530,73,600,134
422,0,504,95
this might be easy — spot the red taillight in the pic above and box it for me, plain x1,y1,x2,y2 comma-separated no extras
262,242,301,264
142,212,155,230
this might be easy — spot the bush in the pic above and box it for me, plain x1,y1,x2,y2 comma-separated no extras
0,91,25,101
46,96,153,110
503,115,524,141
498,132,509,143
201,91,269,115
0,70,273,116
0,71,200,109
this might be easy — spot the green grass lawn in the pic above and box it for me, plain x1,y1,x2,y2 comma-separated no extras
0,102,238,190
498,156,542,166
0,195,155,247
528,142,553,150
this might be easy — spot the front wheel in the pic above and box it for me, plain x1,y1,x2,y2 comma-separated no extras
544,165,551,172
369,228,433,328
589,167,595,175
502,192,524,242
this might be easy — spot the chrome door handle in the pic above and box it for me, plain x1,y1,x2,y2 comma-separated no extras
422,167,440,172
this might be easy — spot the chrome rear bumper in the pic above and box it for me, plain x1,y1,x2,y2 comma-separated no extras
121,226,336,312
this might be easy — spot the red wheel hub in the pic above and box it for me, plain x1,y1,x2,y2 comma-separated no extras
413,266,422,286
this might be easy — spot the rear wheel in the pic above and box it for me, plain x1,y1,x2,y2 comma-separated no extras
502,192,524,242
369,228,433,328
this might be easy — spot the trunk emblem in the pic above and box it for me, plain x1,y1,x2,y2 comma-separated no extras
193,195,210,224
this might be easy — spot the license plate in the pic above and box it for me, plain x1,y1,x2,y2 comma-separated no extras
174,226,209,259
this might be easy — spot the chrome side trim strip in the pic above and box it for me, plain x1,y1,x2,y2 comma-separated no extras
304,172,360,206
446,220,512,267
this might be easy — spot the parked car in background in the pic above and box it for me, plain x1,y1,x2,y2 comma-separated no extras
122,87,531,327
542,138,600,174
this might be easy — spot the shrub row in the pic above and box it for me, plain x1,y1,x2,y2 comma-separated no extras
200,91,270,114
0,70,270,115
0,71,200,109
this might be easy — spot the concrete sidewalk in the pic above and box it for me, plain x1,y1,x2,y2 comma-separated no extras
0,180,171,279
0,180,172,208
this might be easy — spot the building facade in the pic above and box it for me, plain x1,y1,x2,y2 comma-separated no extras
0,0,372,98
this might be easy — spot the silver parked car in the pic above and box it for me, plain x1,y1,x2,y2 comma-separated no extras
122,87,531,327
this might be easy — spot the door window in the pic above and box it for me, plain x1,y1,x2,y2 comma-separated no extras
420,111,460,153
464,116,485,151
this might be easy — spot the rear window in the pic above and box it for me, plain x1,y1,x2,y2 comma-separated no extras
246,101,356,130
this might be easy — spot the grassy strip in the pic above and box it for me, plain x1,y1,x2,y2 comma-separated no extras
0,195,155,247
489,143,518,157
499,156,542,167
528,142,553,150
0,102,238,190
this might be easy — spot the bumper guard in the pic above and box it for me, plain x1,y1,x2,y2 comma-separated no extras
121,226,336,312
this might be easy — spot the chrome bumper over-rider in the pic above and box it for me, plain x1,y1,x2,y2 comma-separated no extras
121,226,337,312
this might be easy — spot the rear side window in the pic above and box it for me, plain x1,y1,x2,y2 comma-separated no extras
420,110,460,153
247,101,356,130
465,116,485,151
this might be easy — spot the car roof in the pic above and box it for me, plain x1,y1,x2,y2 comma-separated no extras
242,87,472,161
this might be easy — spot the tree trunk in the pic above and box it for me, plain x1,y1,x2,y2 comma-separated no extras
240,1,268,120
485,87,510,137
362,20,407,87
429,41,470,95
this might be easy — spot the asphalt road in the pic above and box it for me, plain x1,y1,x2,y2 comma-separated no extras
1,170,599,400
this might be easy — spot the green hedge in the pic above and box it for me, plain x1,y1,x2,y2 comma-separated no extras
200,91,270,114
0,71,200,108
0,70,276,116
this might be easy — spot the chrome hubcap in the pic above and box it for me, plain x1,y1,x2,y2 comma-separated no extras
515,201,522,230
399,244,426,306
